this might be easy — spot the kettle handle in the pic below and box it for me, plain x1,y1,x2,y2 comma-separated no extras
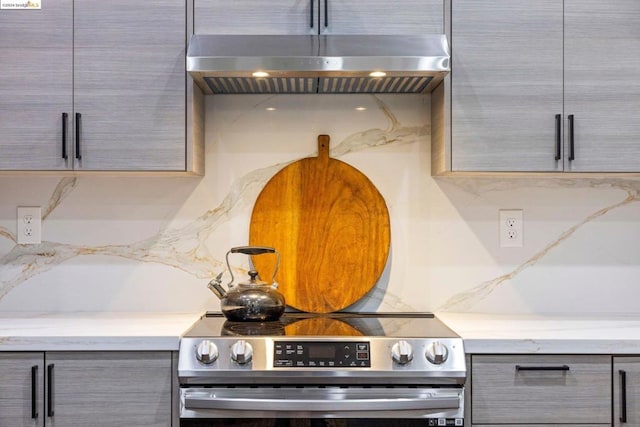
230,246,275,255
225,246,280,287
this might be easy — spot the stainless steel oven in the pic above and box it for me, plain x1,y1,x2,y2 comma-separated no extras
178,313,466,426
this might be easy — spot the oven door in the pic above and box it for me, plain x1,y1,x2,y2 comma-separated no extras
180,386,464,426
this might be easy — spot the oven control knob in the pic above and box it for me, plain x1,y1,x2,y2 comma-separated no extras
391,340,414,365
231,340,253,364
195,340,219,364
425,341,448,365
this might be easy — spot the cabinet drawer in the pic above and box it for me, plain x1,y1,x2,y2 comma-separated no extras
471,355,611,424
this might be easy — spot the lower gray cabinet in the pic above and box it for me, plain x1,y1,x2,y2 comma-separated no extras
614,357,640,427
0,353,44,427
0,351,172,427
471,355,611,425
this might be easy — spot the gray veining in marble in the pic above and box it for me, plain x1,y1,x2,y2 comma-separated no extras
0,96,427,303
438,178,640,312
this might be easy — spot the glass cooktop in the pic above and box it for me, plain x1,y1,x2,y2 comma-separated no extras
183,312,459,338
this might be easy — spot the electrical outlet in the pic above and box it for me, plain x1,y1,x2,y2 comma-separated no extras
499,209,523,248
17,206,41,244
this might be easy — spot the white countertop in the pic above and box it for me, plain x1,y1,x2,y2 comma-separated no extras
0,312,201,351
437,312,640,354
3,311,640,354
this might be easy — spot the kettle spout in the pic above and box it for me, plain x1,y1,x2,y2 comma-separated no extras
207,272,227,299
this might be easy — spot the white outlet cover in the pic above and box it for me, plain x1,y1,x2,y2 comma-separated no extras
499,209,523,248
17,206,42,244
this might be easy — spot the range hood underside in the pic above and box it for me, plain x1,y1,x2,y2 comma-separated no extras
192,74,439,95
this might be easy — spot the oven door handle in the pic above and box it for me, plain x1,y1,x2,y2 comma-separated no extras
183,389,461,412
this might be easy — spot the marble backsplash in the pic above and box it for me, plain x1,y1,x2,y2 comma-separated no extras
0,94,639,314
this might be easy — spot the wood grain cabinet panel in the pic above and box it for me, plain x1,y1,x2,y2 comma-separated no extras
0,0,201,172
450,0,563,172
0,1,73,170
44,351,172,427
440,0,640,174
73,0,187,171
0,351,173,427
564,0,640,172
194,0,443,35
614,357,640,427
0,353,44,427
320,0,443,35
471,355,611,425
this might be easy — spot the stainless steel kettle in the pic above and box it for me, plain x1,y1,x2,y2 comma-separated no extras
207,246,285,322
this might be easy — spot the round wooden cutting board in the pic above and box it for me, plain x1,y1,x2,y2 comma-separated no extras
249,135,390,313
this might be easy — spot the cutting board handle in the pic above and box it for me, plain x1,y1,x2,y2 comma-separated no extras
318,134,330,160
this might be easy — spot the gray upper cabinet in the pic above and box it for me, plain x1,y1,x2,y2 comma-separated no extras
74,0,186,171
443,0,640,174
194,0,317,34
0,1,73,170
564,0,640,172
194,0,443,35
0,353,44,427
321,0,443,34
450,0,564,172
0,1,199,172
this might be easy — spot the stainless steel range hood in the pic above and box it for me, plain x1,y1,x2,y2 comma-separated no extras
187,34,449,95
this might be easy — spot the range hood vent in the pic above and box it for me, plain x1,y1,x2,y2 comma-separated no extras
187,34,449,95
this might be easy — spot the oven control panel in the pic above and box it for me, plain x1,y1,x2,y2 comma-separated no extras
273,341,371,368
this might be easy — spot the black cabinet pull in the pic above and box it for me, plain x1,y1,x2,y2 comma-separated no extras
515,365,570,371
324,0,328,28
62,113,68,160
75,112,82,160
310,0,314,28
620,369,628,423
555,114,561,160
47,363,55,417
568,114,575,161
31,365,38,419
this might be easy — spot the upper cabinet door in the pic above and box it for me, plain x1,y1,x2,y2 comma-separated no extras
194,0,317,34
564,0,640,172
451,0,564,172
320,0,443,34
0,1,73,170
73,0,186,171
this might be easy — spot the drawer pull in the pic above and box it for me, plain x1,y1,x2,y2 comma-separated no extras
31,365,38,419
47,363,54,417
515,365,570,372
568,114,575,161
620,369,627,423
554,113,561,160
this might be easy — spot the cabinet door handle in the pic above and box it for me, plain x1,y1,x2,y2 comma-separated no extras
568,114,575,161
554,114,561,160
47,363,55,417
31,365,38,419
75,112,82,160
515,365,570,371
310,0,314,28
62,113,68,160
620,369,628,423
324,0,328,28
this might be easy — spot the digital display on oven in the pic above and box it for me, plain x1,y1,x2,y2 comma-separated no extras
308,344,336,359
273,341,371,368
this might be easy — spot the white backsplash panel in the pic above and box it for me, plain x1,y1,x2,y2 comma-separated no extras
0,94,639,314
